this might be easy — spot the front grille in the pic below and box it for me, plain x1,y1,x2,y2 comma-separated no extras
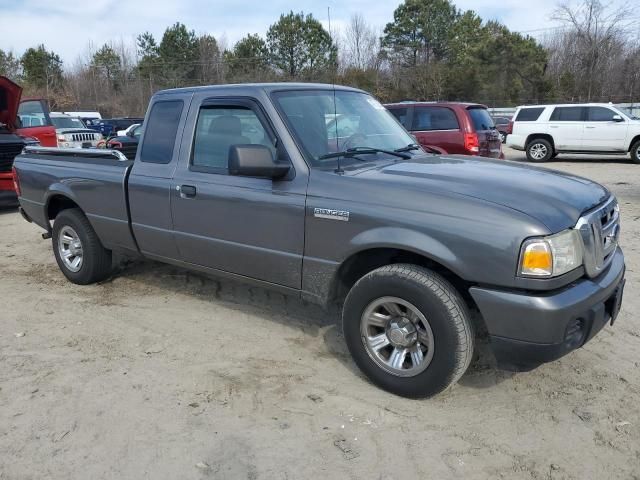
576,196,620,278
70,133,98,142
0,143,24,172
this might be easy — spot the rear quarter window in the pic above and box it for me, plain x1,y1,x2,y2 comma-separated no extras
387,107,410,128
515,107,545,122
467,108,494,131
139,100,184,164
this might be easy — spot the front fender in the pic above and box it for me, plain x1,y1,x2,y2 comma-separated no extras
346,226,465,278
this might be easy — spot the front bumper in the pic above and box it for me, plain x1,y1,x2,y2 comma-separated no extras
470,248,625,370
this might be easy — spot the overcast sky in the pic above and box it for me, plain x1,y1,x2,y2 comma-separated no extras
0,0,628,64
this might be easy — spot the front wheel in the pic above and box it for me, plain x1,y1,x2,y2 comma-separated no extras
526,138,554,162
630,140,640,164
342,264,474,398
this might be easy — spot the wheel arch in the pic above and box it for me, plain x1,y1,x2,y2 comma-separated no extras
628,135,640,152
526,133,555,151
44,187,83,228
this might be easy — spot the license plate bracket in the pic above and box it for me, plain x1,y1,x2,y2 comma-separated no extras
607,279,625,326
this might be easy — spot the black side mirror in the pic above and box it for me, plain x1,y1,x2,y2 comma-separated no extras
228,144,290,179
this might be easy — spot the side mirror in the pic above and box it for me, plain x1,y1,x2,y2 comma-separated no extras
612,114,624,122
228,144,290,179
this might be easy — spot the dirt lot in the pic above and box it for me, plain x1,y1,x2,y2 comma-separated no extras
1,148,639,479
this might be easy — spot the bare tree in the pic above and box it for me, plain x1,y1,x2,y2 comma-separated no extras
342,14,380,70
552,0,632,100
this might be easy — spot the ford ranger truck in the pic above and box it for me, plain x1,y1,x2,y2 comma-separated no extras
13,83,626,398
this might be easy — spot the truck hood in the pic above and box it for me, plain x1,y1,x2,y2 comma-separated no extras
0,76,22,131
354,154,609,232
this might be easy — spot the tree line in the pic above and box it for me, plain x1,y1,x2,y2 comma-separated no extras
0,0,638,117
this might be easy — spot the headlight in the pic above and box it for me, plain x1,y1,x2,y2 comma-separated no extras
519,230,583,277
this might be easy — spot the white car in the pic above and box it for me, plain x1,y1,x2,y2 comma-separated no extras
117,123,141,137
50,114,102,148
507,103,640,163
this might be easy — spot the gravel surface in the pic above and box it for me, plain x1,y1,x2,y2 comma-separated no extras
1,148,639,479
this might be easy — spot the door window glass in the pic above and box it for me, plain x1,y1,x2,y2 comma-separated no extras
412,107,459,131
191,106,275,173
17,100,51,127
550,107,584,121
587,107,619,122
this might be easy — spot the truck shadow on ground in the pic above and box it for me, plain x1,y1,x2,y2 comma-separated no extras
109,256,514,390
0,206,18,215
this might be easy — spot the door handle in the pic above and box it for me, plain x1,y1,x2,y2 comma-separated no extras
585,126,596,129
178,184,197,198
550,125,559,128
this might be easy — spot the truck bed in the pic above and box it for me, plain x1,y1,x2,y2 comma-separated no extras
14,147,138,252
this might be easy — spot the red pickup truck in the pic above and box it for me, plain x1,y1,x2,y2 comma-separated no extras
0,76,56,204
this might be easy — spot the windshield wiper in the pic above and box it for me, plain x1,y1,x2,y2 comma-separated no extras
394,143,422,153
318,146,411,161
396,143,442,154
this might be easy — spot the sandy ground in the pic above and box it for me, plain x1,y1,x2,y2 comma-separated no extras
1,148,639,479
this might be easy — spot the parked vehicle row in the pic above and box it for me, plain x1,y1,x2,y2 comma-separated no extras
13,83,625,398
507,103,640,163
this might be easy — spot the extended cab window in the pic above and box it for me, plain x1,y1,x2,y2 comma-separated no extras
139,100,183,164
514,107,544,122
191,106,275,173
550,107,584,122
413,107,459,131
587,107,619,122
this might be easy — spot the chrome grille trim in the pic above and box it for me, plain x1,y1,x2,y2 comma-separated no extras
70,133,98,142
575,196,620,278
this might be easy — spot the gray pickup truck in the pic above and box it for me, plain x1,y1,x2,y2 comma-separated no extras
13,83,626,398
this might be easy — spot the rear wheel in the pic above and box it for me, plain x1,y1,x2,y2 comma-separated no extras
630,140,640,164
526,138,553,162
499,131,507,144
342,264,474,398
52,208,112,284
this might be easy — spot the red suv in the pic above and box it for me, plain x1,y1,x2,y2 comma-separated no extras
385,102,504,158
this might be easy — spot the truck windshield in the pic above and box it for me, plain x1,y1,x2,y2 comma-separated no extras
272,90,415,167
52,117,85,129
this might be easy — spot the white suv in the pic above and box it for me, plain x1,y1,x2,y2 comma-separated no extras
507,103,640,163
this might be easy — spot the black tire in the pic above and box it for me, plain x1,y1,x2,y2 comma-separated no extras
630,140,640,164
52,208,112,285
342,264,474,398
525,138,554,162
499,131,507,144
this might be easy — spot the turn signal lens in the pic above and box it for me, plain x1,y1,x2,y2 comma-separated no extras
521,241,553,277
519,230,583,278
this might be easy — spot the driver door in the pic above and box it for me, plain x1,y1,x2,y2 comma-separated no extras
170,96,307,289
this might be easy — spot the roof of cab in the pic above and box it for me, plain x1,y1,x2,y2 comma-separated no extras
153,82,367,96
